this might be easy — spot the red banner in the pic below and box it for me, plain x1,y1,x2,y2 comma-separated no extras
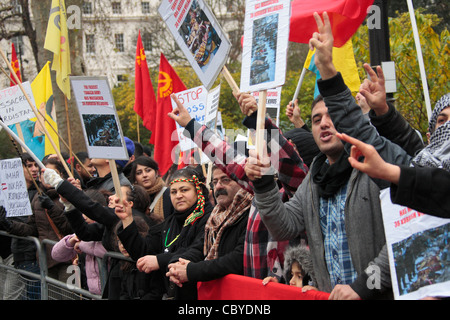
198,274,330,300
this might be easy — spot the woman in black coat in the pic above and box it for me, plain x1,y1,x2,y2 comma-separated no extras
116,167,213,300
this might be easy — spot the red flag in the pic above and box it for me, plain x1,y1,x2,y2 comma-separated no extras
10,43,21,86
134,31,156,132
152,53,187,175
289,0,374,47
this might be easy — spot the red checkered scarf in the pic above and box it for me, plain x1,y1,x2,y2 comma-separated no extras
204,188,253,260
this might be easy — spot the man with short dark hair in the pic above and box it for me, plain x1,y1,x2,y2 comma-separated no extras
73,151,96,186
244,12,411,300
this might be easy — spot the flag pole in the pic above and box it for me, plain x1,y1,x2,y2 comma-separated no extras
64,96,74,177
0,47,73,178
136,113,140,143
406,0,432,121
292,67,307,103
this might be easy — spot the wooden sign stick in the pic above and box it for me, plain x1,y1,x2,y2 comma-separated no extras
255,90,267,158
109,160,123,203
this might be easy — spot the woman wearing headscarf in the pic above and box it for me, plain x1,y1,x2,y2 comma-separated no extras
115,167,213,299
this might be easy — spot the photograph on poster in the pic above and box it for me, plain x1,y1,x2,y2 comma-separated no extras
82,114,122,148
250,14,278,86
158,0,230,90
178,0,222,71
392,223,449,296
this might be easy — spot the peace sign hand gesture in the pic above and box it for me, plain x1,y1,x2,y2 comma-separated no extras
309,12,337,80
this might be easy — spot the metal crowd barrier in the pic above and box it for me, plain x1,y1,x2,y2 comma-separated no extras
0,231,132,300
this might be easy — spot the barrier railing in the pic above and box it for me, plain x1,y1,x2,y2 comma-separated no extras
0,231,102,300
2,231,331,300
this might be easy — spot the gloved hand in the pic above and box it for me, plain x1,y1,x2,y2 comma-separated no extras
0,206,12,231
43,168,63,189
38,193,54,210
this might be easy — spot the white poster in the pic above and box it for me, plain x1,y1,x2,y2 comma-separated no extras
0,158,33,217
380,189,450,300
240,0,290,93
172,85,208,151
158,0,231,90
251,87,282,126
71,76,128,160
0,82,35,125
205,84,220,130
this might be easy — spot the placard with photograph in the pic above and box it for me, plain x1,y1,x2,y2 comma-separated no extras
71,76,129,160
240,0,290,93
158,0,231,90
380,189,450,300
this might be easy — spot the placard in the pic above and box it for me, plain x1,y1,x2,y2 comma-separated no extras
158,0,231,90
204,84,220,129
251,87,282,126
240,0,290,93
0,158,33,217
0,82,35,125
71,76,128,160
380,189,450,300
171,85,208,152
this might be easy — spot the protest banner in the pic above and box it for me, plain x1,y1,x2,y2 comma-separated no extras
0,158,33,217
158,0,231,90
71,76,129,201
171,85,208,152
204,84,220,130
380,189,450,300
71,76,129,161
0,82,35,126
172,84,222,153
240,0,290,93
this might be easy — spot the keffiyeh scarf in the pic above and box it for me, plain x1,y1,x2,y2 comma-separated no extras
412,93,450,172
204,188,253,260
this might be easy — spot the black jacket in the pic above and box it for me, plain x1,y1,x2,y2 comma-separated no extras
369,102,425,157
182,208,250,282
118,201,213,300
390,165,450,219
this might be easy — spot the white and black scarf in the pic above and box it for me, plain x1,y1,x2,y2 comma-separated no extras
412,93,450,171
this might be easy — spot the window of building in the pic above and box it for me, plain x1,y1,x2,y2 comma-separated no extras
142,33,152,51
86,34,95,54
115,34,124,52
112,2,122,14
82,2,92,15
142,2,150,14
117,74,129,82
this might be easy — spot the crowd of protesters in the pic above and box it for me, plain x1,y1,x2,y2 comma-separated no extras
0,12,448,300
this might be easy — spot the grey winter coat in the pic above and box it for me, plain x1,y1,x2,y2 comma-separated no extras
253,73,412,299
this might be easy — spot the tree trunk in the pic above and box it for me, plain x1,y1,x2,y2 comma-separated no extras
30,0,86,156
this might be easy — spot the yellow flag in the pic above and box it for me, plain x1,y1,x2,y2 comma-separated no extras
303,39,360,97
44,0,71,99
332,39,360,94
31,61,60,156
